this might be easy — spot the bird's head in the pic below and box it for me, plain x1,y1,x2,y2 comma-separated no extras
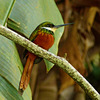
37,21,74,33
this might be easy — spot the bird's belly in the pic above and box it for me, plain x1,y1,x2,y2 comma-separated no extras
33,33,54,50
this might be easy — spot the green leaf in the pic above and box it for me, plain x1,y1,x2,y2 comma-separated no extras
0,0,15,25
8,0,64,71
0,36,32,100
0,76,23,100
0,0,32,100
0,92,7,100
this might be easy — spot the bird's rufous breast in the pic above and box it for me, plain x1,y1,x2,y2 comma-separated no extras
33,33,54,50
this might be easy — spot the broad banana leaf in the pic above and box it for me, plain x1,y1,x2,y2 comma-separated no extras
8,0,64,71
0,0,32,100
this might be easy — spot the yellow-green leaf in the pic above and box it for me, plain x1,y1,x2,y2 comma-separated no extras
0,0,15,25
0,0,32,100
8,0,64,71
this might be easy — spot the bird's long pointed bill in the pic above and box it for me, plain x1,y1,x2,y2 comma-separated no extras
54,23,74,28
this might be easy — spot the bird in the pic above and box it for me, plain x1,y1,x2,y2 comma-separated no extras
19,21,73,92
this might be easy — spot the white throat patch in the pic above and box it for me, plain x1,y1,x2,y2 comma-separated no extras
42,27,56,32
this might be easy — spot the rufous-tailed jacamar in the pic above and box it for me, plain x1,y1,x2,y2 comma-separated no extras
19,21,73,91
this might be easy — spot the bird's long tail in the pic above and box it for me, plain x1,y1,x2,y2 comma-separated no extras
19,52,36,91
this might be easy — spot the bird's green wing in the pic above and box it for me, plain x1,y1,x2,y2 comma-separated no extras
29,30,38,42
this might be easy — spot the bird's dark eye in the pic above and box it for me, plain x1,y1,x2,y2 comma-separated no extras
47,24,51,27
47,24,54,27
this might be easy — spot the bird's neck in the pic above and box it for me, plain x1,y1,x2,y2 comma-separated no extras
40,28,55,38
